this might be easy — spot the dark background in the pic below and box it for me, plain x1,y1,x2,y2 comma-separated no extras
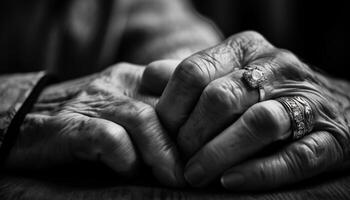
192,0,349,80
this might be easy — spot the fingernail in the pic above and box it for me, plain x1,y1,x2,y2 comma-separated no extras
221,173,245,188
184,163,205,187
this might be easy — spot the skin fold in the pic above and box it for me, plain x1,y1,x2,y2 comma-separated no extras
3,29,350,191
151,31,350,190
4,63,184,187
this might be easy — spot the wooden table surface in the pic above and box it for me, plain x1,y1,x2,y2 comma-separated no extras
1,164,350,200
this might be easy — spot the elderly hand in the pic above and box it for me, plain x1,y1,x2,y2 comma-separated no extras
152,31,350,190
4,62,184,187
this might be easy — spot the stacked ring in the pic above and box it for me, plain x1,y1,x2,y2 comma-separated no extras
276,96,314,140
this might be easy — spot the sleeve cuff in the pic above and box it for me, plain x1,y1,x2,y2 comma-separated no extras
0,71,50,162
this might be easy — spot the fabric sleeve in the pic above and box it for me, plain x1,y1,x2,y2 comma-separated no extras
0,72,49,162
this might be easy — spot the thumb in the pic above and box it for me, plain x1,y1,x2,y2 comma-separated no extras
141,59,181,95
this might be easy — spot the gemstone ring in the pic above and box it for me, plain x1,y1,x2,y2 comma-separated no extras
242,64,267,100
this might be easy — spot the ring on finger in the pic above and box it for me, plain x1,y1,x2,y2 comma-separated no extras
242,64,267,101
276,96,314,140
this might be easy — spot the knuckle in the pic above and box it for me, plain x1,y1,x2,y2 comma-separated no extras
239,31,265,41
91,120,138,172
286,133,344,178
248,158,287,188
244,102,283,140
284,140,320,178
275,49,298,59
100,123,127,145
85,119,116,149
175,54,214,87
274,49,300,67
128,101,155,125
102,127,137,168
105,62,129,73
228,31,265,44
103,62,143,82
249,103,278,128
203,80,243,112
70,118,104,159
227,31,272,62
143,62,161,80
203,83,233,111
195,51,220,74
87,79,107,94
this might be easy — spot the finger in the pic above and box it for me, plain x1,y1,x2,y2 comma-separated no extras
221,131,344,190
178,50,310,157
184,100,291,187
102,99,185,187
4,113,139,175
177,69,259,157
157,31,274,133
71,117,139,176
141,59,181,95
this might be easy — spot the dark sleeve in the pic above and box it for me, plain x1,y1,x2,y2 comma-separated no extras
0,72,48,159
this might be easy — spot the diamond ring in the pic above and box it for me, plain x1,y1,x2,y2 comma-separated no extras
242,65,267,101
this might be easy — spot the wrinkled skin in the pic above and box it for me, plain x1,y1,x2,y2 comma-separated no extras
4,62,184,187
150,31,350,190
4,31,350,191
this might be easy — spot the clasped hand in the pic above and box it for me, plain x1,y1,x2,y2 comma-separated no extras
5,31,350,191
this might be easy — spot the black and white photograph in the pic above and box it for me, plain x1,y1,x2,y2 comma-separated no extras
0,0,349,199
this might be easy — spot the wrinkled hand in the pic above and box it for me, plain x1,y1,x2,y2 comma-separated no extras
151,31,350,190
4,63,184,187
